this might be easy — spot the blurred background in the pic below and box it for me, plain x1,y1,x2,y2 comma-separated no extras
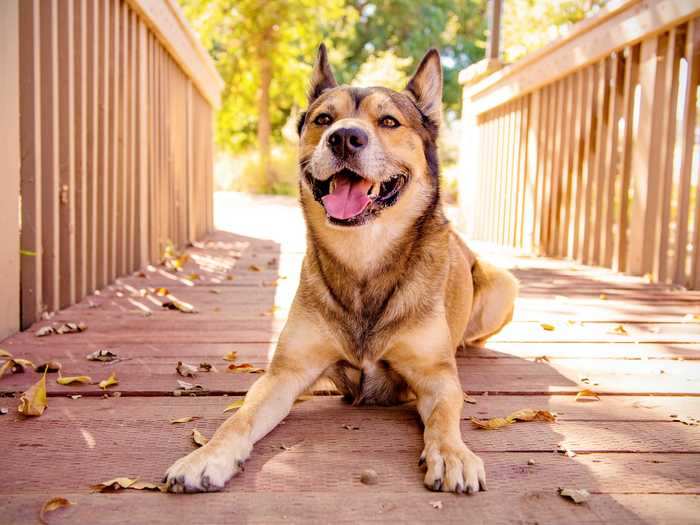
179,0,609,200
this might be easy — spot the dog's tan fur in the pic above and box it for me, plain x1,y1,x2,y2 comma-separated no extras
165,45,518,495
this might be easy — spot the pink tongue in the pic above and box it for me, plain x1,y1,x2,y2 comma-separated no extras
321,176,373,220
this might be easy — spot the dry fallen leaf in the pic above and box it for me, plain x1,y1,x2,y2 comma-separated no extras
671,415,699,426
185,273,200,281
153,287,170,297
176,361,198,378
86,349,118,362
575,389,600,402
558,487,590,504
342,424,360,430
18,371,48,416
198,362,216,372
223,351,238,362
55,322,87,335
599,293,607,300
430,500,443,509
463,392,477,405
682,313,700,323
39,497,73,524
162,299,196,313
534,355,550,363
0,349,12,358
227,363,265,374
471,409,556,430
170,416,200,424
175,380,204,393
90,477,164,493
36,326,55,337
609,324,628,335
98,372,119,390
0,359,29,379
35,361,62,373
540,323,555,331
248,264,262,272
57,375,92,386
192,429,209,447
223,399,244,413
558,445,577,458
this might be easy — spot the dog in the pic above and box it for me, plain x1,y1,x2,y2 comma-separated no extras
164,44,518,494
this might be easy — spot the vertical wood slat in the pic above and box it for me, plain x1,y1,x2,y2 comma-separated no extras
591,58,611,266
656,28,683,282
628,33,670,276
19,0,43,328
58,0,76,309
615,44,640,273
677,20,700,287
576,65,596,262
74,0,88,301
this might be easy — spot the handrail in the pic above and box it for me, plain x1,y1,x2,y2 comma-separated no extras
462,0,700,116
125,0,223,107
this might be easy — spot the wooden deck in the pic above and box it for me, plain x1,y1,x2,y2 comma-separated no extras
1,193,699,524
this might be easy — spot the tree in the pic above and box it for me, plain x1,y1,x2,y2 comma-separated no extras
179,0,349,185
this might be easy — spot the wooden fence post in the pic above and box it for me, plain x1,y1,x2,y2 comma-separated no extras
0,0,21,338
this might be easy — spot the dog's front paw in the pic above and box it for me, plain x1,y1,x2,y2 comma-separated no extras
164,439,251,493
419,439,486,494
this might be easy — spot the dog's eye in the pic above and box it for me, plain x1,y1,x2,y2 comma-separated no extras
379,116,400,128
313,113,333,126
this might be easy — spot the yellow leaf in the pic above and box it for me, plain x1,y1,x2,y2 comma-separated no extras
540,323,555,331
470,416,512,430
227,363,265,374
0,349,12,358
18,371,48,416
192,429,209,447
223,399,244,413
170,416,200,424
128,480,167,492
98,372,119,390
57,375,92,386
90,477,137,493
248,264,262,272
599,293,607,300
222,351,238,362
471,408,556,430
14,358,36,369
463,392,477,404
575,389,600,401
153,287,170,297
682,314,700,323
39,497,73,524
185,273,200,281
609,324,628,335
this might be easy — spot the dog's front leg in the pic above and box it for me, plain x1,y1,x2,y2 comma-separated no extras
164,309,338,493
387,319,486,494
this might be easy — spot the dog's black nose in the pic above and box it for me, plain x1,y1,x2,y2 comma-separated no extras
327,127,368,158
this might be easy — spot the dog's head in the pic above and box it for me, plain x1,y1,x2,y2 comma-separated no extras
298,44,442,229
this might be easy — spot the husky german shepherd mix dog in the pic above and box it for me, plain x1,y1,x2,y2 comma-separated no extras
165,45,518,495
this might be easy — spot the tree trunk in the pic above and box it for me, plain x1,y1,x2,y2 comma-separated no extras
257,54,273,189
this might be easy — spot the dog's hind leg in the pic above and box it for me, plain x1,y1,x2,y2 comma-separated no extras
462,260,518,346
164,303,340,493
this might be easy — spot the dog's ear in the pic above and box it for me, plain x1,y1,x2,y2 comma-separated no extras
405,49,443,125
308,43,337,104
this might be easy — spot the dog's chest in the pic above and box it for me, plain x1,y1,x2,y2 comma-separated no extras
326,359,411,406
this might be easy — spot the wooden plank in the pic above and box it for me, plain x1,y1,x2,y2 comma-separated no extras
0,0,21,338
19,0,43,329
57,0,77,309
96,0,109,289
86,0,98,295
108,0,119,284
465,0,700,115
1,493,698,525
567,70,585,258
547,79,566,255
556,75,574,257
136,18,150,267
40,0,61,314
579,63,598,264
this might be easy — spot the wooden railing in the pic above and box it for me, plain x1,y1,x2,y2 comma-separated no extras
0,0,223,337
459,0,700,290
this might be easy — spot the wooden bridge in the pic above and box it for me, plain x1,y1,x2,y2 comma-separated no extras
1,0,699,523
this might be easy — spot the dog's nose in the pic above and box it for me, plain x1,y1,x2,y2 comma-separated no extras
327,127,368,158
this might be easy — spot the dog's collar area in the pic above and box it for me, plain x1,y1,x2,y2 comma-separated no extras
304,168,408,226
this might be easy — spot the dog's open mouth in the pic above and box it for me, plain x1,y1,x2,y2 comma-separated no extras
308,169,407,226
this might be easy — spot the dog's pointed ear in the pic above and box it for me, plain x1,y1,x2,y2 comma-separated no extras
308,43,337,103
405,49,443,124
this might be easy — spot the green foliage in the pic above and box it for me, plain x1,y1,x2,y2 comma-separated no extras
502,0,609,62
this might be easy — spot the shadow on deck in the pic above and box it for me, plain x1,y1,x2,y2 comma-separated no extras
0,193,698,523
